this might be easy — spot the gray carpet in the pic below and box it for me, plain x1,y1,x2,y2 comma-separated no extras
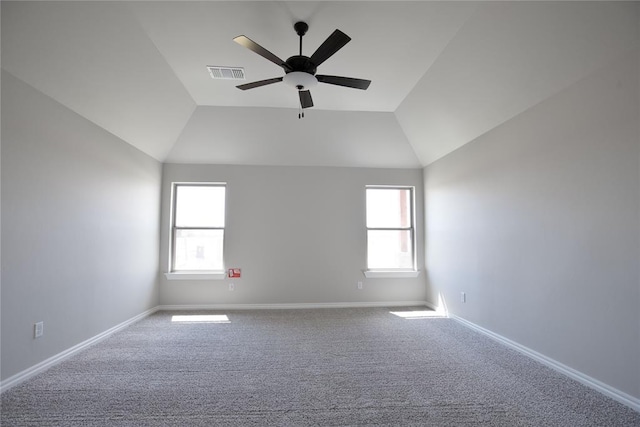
2,307,639,426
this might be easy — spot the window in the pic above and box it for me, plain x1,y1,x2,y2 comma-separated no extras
171,183,226,272
366,186,415,271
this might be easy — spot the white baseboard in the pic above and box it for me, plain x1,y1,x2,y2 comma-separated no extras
451,314,640,413
158,301,429,311
0,307,159,394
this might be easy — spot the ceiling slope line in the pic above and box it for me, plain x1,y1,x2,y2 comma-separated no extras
1,68,163,163
420,49,639,167
125,2,199,111
393,3,481,113
395,1,639,166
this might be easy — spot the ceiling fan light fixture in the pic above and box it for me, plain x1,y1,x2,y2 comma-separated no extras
283,71,317,90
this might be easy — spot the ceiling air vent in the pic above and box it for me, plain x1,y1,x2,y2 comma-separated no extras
207,66,245,80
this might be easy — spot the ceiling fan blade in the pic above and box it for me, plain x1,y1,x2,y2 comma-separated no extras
299,90,313,109
309,30,351,67
233,35,292,71
236,77,283,90
316,75,371,90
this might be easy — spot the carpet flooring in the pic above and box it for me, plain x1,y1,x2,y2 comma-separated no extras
2,307,639,426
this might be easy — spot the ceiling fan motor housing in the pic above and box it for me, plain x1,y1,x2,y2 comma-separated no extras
285,55,317,75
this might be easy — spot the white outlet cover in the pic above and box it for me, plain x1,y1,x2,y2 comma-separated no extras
34,321,44,338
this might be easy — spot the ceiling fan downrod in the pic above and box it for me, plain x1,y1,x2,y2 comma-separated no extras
294,21,308,56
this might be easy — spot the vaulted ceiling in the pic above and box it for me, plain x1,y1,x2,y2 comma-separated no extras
2,1,637,168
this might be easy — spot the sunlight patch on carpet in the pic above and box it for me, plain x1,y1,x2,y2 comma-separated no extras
390,310,447,319
171,314,230,323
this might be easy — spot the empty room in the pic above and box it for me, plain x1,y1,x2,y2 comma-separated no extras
1,1,639,425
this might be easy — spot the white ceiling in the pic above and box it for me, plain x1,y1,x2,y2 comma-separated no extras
2,1,637,167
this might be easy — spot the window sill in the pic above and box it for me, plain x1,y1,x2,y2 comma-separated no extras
363,270,420,279
165,272,226,281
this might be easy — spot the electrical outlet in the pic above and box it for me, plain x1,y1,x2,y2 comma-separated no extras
461,292,466,303
34,321,44,338
229,283,234,291
357,281,363,290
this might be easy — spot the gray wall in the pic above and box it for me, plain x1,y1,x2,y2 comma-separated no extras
160,164,425,306
423,50,640,399
1,71,162,381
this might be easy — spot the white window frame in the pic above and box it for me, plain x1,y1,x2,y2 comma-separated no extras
364,185,419,279
165,182,227,281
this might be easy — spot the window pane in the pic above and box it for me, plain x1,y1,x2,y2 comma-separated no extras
174,229,224,271
175,185,225,227
366,188,411,228
367,230,413,269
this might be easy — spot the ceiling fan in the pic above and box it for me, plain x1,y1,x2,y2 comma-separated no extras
233,21,371,117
